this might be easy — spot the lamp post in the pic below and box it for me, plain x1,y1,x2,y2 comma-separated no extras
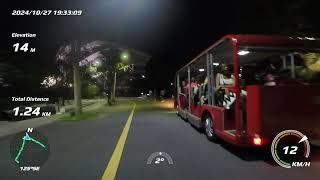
111,51,130,101
111,71,117,102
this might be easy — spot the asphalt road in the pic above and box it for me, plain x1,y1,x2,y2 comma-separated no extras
0,99,319,180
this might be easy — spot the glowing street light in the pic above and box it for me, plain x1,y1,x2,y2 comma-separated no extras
94,59,101,66
120,51,130,62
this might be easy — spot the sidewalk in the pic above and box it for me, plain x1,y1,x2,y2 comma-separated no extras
0,99,107,138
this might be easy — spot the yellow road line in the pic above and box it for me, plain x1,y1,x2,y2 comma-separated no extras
101,103,136,180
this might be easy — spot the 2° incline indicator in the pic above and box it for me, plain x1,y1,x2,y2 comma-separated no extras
147,152,173,165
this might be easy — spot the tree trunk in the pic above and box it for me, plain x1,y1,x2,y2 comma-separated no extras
73,62,82,115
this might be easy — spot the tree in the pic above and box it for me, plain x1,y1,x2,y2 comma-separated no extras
56,40,106,115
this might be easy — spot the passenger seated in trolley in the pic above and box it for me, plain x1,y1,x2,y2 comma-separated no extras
264,72,277,86
215,63,235,109
179,80,188,110
200,77,209,105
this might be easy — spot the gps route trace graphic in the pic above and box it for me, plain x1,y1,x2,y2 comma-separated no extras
10,128,50,171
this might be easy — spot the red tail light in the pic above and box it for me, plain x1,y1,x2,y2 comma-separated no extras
253,135,262,146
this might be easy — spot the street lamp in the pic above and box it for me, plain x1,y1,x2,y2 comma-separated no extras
120,51,130,62
112,51,130,101
94,59,101,67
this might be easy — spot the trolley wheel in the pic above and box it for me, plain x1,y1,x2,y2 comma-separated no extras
204,115,218,142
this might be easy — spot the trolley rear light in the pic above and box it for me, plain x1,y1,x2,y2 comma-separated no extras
253,135,262,146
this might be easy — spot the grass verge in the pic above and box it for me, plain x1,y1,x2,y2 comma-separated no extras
59,111,99,121
58,98,174,121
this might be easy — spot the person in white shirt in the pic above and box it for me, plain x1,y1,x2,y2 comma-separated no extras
216,64,234,90
215,64,235,109
264,73,277,86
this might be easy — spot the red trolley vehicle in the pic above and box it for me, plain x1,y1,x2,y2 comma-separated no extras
175,34,320,147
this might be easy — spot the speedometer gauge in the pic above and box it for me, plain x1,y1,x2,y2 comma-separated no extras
271,130,311,168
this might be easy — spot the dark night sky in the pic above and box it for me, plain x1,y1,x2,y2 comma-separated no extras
1,0,318,89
